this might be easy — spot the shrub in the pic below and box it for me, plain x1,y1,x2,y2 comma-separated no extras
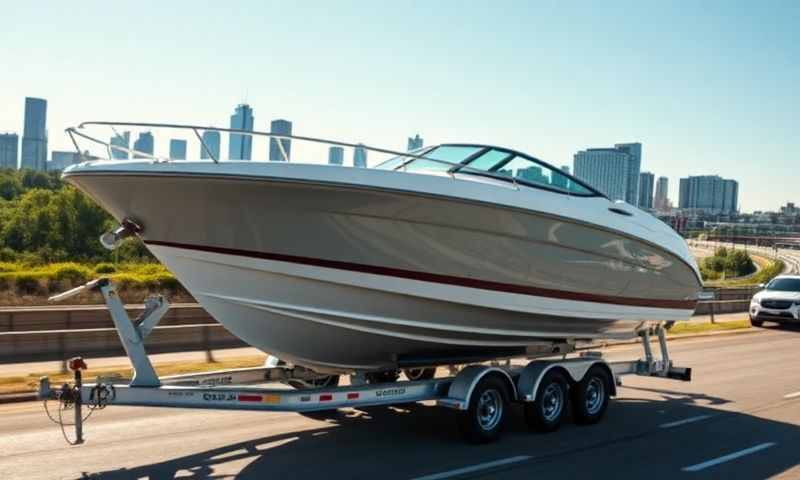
94,263,117,274
14,272,44,294
0,262,19,273
51,263,92,283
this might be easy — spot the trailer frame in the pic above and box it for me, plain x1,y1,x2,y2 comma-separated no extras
38,279,691,444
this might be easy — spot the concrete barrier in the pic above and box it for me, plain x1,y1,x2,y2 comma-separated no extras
0,304,214,333
0,324,246,364
693,300,751,316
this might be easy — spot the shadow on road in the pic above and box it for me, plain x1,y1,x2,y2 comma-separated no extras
76,394,800,480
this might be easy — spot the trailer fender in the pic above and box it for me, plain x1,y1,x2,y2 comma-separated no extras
439,365,516,410
517,359,616,402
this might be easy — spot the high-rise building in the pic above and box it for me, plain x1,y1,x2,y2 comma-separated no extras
614,143,642,206
133,132,155,158
110,131,130,160
353,144,367,167
0,133,19,169
407,134,423,151
654,176,669,211
678,175,738,213
638,171,655,209
328,146,344,165
169,139,187,160
229,104,254,160
269,119,292,161
573,148,630,201
20,97,48,170
200,131,221,160
49,151,81,171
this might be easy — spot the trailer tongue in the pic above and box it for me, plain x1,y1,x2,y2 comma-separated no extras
39,279,691,445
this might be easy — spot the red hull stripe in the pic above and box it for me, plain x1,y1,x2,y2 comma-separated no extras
145,240,697,310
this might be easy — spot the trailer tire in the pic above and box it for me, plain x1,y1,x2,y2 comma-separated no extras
525,370,568,433
404,368,436,381
458,376,509,444
571,365,611,425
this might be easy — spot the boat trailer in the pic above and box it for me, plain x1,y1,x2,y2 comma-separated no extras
39,279,691,444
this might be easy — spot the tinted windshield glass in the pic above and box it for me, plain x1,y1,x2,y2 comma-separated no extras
766,278,800,292
493,156,592,194
396,145,481,174
463,148,512,171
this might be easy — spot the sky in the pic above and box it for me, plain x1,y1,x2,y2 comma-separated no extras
1,0,797,212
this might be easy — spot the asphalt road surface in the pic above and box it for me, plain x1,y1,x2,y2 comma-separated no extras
2,327,800,479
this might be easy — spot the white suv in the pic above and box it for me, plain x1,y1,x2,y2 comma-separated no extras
750,275,800,327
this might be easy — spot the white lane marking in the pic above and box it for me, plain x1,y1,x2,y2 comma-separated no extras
681,442,777,472
783,391,800,399
410,455,532,480
659,414,714,429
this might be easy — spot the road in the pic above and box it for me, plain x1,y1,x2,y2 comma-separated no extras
2,326,800,479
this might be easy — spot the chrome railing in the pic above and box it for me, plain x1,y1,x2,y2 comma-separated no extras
66,121,599,197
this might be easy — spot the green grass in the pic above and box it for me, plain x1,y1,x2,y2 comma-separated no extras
668,319,751,335
707,259,785,287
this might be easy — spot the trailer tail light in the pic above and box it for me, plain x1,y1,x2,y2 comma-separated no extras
319,394,333,402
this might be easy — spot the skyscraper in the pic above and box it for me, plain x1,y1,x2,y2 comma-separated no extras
678,175,738,213
0,133,19,169
110,131,130,160
407,134,423,151
49,151,80,171
551,165,571,189
269,119,292,161
353,144,367,167
328,146,344,165
614,143,642,206
20,97,47,170
200,131,221,160
573,148,630,201
654,176,669,211
638,171,655,209
229,104,254,160
133,132,154,158
169,139,187,160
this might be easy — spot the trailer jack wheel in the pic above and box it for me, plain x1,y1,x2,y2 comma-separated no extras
458,376,508,444
525,370,567,433
571,365,611,425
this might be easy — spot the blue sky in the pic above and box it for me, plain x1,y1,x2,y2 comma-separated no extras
1,0,797,212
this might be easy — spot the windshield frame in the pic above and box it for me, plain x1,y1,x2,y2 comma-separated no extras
443,143,604,198
375,143,605,198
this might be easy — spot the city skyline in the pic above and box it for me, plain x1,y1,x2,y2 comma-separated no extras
1,2,796,211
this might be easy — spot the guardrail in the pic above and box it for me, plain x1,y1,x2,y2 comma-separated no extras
0,304,245,364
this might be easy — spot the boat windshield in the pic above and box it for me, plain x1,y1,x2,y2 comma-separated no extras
376,145,597,196
765,278,800,292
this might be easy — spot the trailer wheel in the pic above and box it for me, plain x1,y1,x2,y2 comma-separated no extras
458,376,509,444
404,367,436,381
571,365,611,425
525,370,567,433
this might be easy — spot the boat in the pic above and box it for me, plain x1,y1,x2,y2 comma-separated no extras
62,122,703,374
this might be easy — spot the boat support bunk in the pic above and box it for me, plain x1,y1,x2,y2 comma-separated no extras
38,278,692,444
